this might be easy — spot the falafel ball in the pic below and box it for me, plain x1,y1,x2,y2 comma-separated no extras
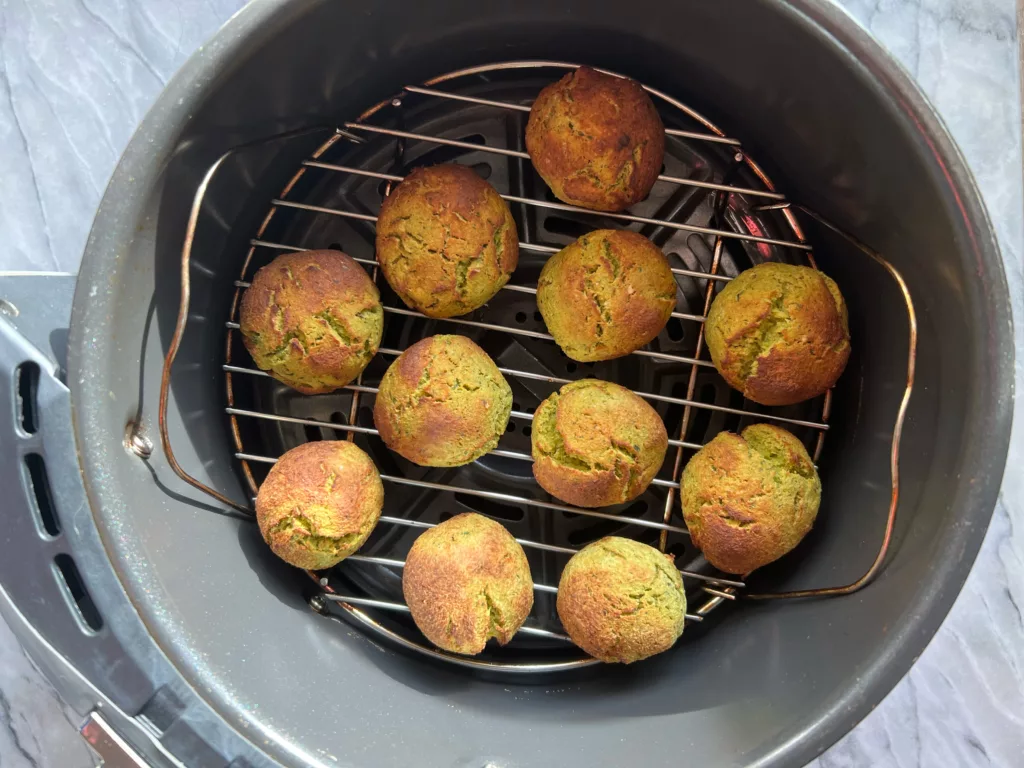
375,164,519,318
255,441,384,570
680,423,821,574
532,379,668,508
705,262,850,406
239,250,383,395
526,67,665,212
403,513,534,655
373,335,512,467
537,229,677,362
557,537,686,663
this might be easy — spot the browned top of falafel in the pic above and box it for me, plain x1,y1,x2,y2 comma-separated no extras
526,67,665,212
704,262,850,406
239,250,383,395
680,423,821,574
255,440,384,570
375,164,518,318
532,379,668,508
537,229,677,362
402,512,534,655
372,335,512,467
556,536,686,663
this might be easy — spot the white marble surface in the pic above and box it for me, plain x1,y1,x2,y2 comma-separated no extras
0,0,1020,766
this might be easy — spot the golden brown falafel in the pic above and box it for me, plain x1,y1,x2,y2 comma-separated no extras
373,335,512,467
403,513,534,655
526,67,665,212
255,441,384,570
375,164,518,318
557,537,686,663
705,262,850,406
239,250,383,395
532,379,668,508
536,229,677,362
680,423,821,574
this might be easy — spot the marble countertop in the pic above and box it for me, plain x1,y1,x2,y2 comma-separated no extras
1,0,1021,766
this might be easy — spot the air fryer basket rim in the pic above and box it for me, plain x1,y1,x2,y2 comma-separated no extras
66,0,1013,766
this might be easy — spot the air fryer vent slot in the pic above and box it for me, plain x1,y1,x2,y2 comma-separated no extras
54,553,103,632
16,361,39,434
25,453,60,537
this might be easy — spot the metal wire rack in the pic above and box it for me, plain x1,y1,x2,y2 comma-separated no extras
155,61,916,674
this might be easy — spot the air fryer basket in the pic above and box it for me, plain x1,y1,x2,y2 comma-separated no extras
60,1,1012,766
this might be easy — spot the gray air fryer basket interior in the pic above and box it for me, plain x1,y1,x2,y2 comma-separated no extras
66,1,1012,766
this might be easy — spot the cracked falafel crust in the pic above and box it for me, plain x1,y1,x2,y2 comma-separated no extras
239,250,383,395
375,164,518,318
536,229,676,362
372,334,512,467
556,536,685,663
680,423,821,574
403,513,534,655
531,379,668,508
704,262,850,406
255,441,384,570
526,66,665,212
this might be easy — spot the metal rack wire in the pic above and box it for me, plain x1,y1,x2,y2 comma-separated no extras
152,60,915,673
